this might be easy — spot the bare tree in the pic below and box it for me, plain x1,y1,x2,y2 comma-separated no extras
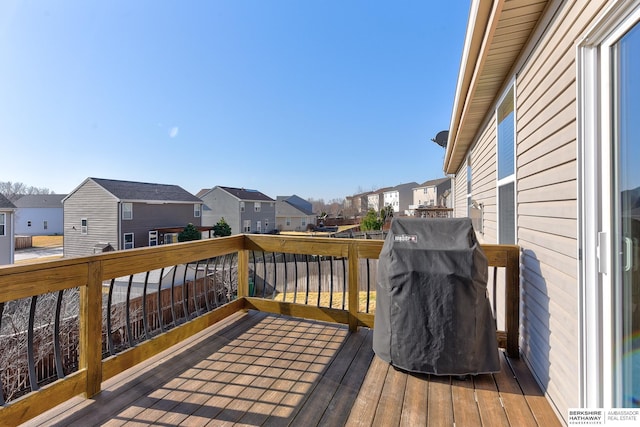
0,181,53,203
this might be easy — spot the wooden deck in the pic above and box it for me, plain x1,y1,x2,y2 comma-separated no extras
23,311,561,427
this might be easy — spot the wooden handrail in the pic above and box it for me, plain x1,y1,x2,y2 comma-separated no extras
0,235,520,426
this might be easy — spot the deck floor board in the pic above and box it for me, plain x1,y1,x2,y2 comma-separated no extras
22,311,560,427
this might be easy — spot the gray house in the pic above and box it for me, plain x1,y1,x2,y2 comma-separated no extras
0,194,16,265
383,182,419,215
199,186,276,235
275,195,315,232
14,194,65,236
63,178,203,258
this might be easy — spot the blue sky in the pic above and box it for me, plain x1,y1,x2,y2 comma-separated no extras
0,1,469,202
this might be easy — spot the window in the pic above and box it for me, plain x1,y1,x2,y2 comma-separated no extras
194,204,201,218
27,220,32,227
164,233,178,244
149,231,158,246
122,202,133,220
257,221,262,233
43,220,48,230
286,217,291,226
240,201,245,212
497,85,516,245
0,213,5,236
301,217,306,227
264,219,269,230
81,218,88,235
254,202,261,212
243,220,251,233
123,233,134,249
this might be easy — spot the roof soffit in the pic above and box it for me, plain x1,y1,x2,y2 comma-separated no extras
445,0,549,174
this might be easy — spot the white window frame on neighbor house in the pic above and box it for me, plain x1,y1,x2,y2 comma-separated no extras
302,217,306,227
43,220,48,230
240,201,245,212
578,0,640,409
286,217,291,226
496,82,517,245
0,213,5,236
194,204,201,218
122,202,133,220
254,202,261,212
123,233,134,250
243,220,251,233
257,221,262,233
149,230,158,246
81,218,88,235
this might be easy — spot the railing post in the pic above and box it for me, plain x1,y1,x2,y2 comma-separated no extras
348,243,359,332
80,260,103,397
237,249,249,300
505,246,520,358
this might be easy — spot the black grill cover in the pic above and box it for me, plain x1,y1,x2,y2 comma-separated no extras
373,217,500,375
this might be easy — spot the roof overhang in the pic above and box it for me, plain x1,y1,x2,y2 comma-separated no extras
445,0,550,174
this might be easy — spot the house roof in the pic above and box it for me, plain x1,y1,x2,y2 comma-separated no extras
217,186,274,202
75,178,202,203
277,195,314,216
445,0,550,174
14,194,66,208
417,178,450,188
0,193,16,209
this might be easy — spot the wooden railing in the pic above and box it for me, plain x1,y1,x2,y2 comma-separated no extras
0,234,520,425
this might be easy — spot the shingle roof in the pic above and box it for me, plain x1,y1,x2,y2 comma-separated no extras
218,186,274,202
418,177,450,187
14,194,66,208
91,178,201,203
0,193,16,209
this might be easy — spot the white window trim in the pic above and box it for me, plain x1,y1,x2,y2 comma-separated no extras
81,218,88,235
194,204,201,218
254,202,261,212
123,232,134,250
122,202,133,220
496,81,517,245
0,212,5,236
577,0,640,408
149,230,158,246
240,201,245,212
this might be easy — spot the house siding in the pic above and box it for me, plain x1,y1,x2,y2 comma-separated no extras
63,180,118,258
201,187,240,234
15,207,64,236
453,0,614,421
122,202,202,248
0,210,14,265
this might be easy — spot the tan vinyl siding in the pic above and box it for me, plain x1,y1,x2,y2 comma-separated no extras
510,0,608,420
63,180,118,258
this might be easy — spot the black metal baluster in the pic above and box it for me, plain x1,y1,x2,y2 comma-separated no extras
293,254,299,304
107,278,116,355
170,266,177,326
229,253,236,299
54,290,65,378
212,257,220,306
316,256,321,307
142,271,150,340
28,295,40,391
157,267,165,333
305,254,310,305
182,263,190,320
193,260,202,316
366,259,371,313
283,253,288,303
329,257,334,308
272,252,277,299
342,257,347,310
261,251,267,298
221,255,228,302
251,251,257,297
203,259,211,312
125,275,134,347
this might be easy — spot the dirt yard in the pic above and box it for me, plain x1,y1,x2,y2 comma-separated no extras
31,235,64,247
